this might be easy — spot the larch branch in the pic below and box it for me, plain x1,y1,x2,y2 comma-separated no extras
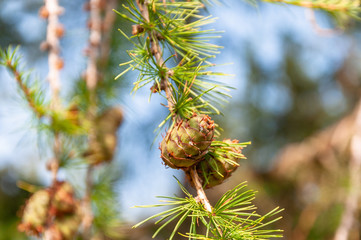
266,0,358,12
43,0,64,183
44,0,64,109
136,0,175,111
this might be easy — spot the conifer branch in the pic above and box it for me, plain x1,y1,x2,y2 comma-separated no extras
100,0,119,67
42,0,65,183
264,0,360,13
82,0,121,237
134,1,217,212
82,0,104,237
43,0,64,109
0,47,47,118
86,0,102,91
82,166,94,239
136,0,175,111
118,1,283,238
10,69,44,118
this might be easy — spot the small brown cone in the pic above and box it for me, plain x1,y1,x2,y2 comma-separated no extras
18,189,51,236
52,181,76,214
52,203,82,240
83,106,123,165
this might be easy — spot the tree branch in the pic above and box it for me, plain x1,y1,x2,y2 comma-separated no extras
190,167,212,212
44,0,64,109
136,0,175,111
334,102,361,240
81,0,104,236
86,0,102,91
265,0,358,12
43,0,65,183
99,0,118,68
82,166,94,239
4,61,45,118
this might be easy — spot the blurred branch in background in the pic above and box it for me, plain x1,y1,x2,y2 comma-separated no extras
334,101,361,240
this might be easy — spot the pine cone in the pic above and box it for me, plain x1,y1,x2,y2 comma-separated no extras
160,114,215,169
52,203,82,240
196,139,244,188
52,182,76,214
18,190,51,236
83,106,123,165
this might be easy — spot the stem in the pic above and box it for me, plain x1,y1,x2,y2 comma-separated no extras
44,0,64,182
86,0,102,91
99,0,119,68
44,0,63,109
51,133,61,183
82,0,103,236
190,167,212,212
136,0,175,111
82,166,94,239
265,0,355,12
5,63,45,118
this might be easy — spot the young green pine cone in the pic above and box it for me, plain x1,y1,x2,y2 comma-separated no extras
18,189,51,236
196,139,244,188
160,114,215,169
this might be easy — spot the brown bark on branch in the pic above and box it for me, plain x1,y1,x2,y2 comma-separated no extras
44,0,64,109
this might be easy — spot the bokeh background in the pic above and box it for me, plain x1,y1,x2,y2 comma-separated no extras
0,0,360,239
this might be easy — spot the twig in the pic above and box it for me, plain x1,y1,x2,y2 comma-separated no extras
136,0,175,111
190,167,212,212
82,0,104,237
4,62,45,118
44,0,63,109
82,166,94,239
86,0,102,90
305,9,342,36
43,0,64,182
99,0,119,68
265,0,357,12
291,202,324,240
334,102,361,240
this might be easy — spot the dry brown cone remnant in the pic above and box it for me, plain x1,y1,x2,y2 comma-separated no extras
18,181,82,240
160,113,215,169
194,139,245,189
83,106,124,165
18,189,50,236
